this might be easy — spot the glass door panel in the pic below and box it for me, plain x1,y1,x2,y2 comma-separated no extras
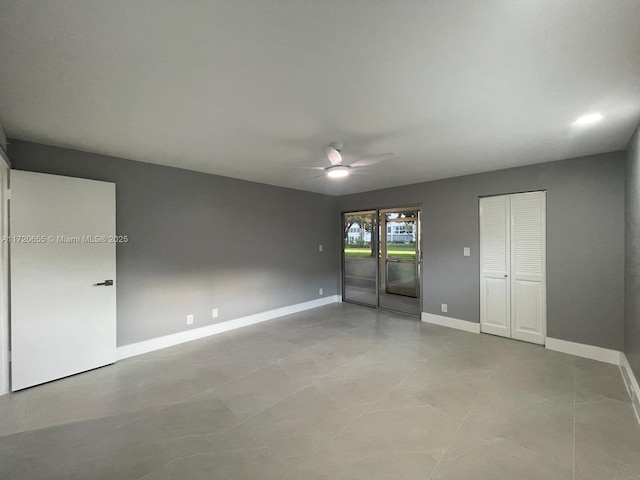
343,211,377,307
379,209,421,315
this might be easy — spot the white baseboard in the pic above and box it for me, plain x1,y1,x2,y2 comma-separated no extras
421,312,481,334
544,337,621,365
117,295,342,361
620,353,640,425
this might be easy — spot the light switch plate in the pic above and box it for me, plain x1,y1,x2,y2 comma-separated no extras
319,244,323,252
463,247,471,256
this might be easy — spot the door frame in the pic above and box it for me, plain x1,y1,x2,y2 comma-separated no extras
341,203,423,316
478,190,547,344
0,151,10,395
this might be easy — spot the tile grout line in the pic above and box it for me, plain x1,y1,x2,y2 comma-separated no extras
217,317,447,428
282,335,459,479
208,327,393,475
105,315,371,479
210,320,370,392
253,329,463,477
152,391,296,479
425,349,501,480
143,344,581,479
281,357,439,478
6,310,352,437
211,329,387,431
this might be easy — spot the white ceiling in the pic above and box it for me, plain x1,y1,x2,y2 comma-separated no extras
1,1,639,195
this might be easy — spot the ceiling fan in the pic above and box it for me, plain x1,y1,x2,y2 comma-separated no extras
305,142,393,179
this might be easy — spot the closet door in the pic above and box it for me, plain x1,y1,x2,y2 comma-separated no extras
510,192,546,344
479,195,511,338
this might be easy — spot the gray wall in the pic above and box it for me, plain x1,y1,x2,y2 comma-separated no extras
626,124,640,378
8,140,628,352
339,152,626,350
9,140,340,346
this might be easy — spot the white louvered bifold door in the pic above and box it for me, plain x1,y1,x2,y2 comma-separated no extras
480,192,546,345
510,192,546,344
480,195,511,338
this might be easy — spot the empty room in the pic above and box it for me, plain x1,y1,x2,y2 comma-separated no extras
1,1,640,479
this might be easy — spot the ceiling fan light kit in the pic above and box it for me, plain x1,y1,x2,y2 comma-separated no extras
326,165,350,178
310,143,393,180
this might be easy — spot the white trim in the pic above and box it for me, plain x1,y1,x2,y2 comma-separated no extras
544,337,621,365
117,295,342,360
0,164,9,395
620,353,640,426
421,312,481,334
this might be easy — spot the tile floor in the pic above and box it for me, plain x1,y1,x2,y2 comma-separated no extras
1,303,639,479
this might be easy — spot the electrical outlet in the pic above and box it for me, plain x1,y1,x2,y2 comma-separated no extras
319,288,323,296
319,244,323,252
212,308,218,319
186,314,194,325
463,247,471,257
441,304,448,313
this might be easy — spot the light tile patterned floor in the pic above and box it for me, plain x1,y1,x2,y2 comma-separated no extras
1,303,639,479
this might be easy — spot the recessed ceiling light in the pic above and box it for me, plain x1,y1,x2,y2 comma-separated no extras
574,113,603,125
327,166,349,178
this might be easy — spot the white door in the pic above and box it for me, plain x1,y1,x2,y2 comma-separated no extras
480,195,511,337
480,191,546,345
510,192,546,344
10,171,116,391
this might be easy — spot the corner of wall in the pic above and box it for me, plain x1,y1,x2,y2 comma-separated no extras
620,353,640,425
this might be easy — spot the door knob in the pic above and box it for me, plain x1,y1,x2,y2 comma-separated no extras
95,280,114,286
504,275,508,278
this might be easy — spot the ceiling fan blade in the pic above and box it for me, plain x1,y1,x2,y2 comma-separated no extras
325,146,343,165
348,153,393,167
297,166,327,170
314,172,328,179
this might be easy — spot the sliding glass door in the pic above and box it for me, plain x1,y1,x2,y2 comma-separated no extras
342,207,422,316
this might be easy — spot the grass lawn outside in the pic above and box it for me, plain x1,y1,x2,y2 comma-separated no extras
345,242,417,260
